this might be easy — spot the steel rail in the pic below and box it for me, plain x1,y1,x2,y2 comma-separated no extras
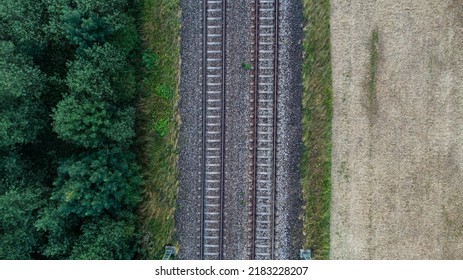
200,0,226,260
250,0,260,260
219,0,226,260
250,0,279,260
200,0,206,260
271,0,278,260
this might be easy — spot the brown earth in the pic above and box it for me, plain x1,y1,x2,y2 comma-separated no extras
330,0,463,259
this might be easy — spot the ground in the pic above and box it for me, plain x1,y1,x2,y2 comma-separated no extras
330,0,463,259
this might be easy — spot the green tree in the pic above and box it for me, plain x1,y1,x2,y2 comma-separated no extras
63,10,113,48
0,150,47,259
72,0,129,13
35,207,81,258
0,41,45,148
0,188,45,259
36,212,138,259
36,149,141,259
66,43,135,102
0,0,45,55
44,0,130,47
52,96,135,148
70,214,137,259
0,152,27,194
50,148,141,217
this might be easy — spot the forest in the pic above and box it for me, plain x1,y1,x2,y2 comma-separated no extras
0,0,144,259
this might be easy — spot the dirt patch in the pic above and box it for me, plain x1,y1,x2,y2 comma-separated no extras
331,0,463,259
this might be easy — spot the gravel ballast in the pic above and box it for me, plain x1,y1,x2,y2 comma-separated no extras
176,0,203,259
274,0,303,260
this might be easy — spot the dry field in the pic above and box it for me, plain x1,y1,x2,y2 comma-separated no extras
330,0,463,259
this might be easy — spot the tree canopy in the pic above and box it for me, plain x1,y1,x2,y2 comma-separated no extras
52,96,135,148
0,41,45,148
0,0,45,55
0,188,45,259
69,214,137,260
51,148,141,217
36,149,141,259
0,0,142,259
66,43,136,102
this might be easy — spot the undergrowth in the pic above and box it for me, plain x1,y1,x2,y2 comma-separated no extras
137,0,180,259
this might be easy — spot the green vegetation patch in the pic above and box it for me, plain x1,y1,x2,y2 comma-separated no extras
301,0,333,259
241,62,252,70
137,0,180,259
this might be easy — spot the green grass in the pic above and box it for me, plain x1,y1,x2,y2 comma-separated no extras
137,0,180,259
301,0,333,259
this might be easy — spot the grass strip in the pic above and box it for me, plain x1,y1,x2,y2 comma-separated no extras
301,0,333,260
137,0,180,259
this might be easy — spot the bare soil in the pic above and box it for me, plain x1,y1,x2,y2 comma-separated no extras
330,0,463,259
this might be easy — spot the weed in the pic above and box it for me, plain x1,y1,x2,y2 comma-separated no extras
241,62,252,70
156,85,174,100
154,117,169,137
142,49,158,72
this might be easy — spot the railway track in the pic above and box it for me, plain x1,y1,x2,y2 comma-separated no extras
249,0,279,260
199,0,279,260
199,0,226,260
